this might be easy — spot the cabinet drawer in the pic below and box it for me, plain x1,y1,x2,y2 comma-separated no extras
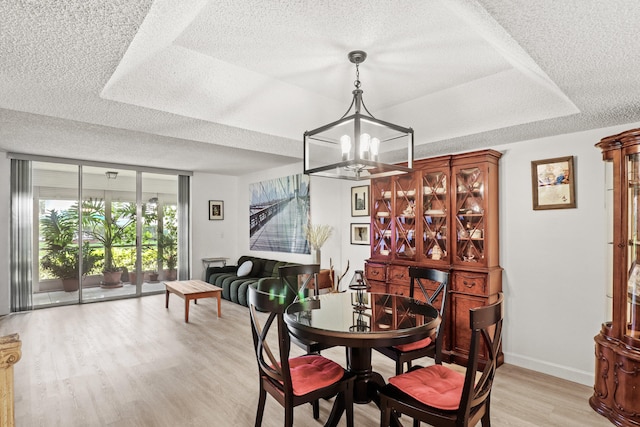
368,280,387,294
365,263,386,282
388,265,410,285
451,271,488,295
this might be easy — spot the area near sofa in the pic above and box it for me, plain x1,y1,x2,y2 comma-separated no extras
205,255,332,307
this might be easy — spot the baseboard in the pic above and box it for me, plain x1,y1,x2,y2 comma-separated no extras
504,351,594,386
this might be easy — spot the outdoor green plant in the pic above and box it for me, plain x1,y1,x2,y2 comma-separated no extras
158,233,177,270
40,209,98,280
80,198,136,273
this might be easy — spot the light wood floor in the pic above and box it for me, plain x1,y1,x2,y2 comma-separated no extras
0,294,610,427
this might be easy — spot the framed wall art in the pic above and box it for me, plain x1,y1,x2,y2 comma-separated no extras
350,223,371,245
351,185,370,217
209,200,224,220
248,173,310,253
531,156,576,210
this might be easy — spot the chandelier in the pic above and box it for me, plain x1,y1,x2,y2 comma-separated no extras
303,50,414,180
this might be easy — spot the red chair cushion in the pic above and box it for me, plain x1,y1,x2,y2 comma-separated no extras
289,355,344,396
388,364,464,410
393,336,432,352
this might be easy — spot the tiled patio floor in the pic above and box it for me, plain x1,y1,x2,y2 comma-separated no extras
33,281,166,307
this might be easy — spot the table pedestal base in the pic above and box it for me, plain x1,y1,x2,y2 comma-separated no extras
346,347,386,404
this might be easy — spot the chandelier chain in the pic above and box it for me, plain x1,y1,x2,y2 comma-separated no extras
354,63,361,89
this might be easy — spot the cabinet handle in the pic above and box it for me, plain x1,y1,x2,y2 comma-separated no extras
463,280,474,288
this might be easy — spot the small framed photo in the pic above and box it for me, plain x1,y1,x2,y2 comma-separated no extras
350,223,371,245
531,156,576,210
351,185,370,217
209,200,224,220
351,292,370,308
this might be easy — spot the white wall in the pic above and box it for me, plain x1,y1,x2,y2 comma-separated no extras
190,172,239,280
494,128,608,385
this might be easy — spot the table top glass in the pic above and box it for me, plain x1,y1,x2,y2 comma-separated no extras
284,291,441,348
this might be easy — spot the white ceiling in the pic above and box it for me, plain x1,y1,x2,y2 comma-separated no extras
1,0,640,175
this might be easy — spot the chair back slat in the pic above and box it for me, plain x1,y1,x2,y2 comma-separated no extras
248,285,293,393
408,267,449,363
408,266,448,309
279,264,320,301
460,293,504,421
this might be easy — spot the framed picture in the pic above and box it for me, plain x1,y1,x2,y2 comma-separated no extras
531,156,576,210
351,292,370,308
351,185,370,217
350,223,371,245
209,200,224,220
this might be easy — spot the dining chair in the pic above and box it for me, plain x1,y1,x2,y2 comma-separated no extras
279,264,321,300
248,284,355,427
378,293,504,427
375,267,449,375
278,264,334,354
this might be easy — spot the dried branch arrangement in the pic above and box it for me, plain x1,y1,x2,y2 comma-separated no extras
303,224,333,250
329,258,349,293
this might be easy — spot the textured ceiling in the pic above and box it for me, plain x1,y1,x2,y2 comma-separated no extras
1,0,640,174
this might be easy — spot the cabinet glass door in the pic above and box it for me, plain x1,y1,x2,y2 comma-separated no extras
422,170,448,262
627,154,640,339
394,174,417,260
371,178,393,258
454,166,486,264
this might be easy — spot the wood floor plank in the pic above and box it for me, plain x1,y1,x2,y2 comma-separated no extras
0,294,610,426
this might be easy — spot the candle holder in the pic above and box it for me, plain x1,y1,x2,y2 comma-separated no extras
349,270,370,311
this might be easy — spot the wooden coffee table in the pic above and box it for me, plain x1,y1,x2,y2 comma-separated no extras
164,279,222,323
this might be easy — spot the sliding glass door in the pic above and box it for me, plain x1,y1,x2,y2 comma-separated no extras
81,166,137,301
33,162,181,307
141,172,179,294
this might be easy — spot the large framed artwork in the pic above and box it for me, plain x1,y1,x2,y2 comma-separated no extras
351,185,369,217
249,173,310,253
531,156,576,210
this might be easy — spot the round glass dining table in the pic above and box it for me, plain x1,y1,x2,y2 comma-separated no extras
285,291,441,405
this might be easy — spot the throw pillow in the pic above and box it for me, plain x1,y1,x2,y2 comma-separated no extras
237,260,253,277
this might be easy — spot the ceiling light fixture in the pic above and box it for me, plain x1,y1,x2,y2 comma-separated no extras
303,50,414,180
105,171,118,180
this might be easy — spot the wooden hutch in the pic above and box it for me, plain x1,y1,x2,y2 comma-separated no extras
591,128,640,426
365,149,503,365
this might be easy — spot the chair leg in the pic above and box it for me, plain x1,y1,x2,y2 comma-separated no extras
380,397,391,427
482,399,491,426
413,418,420,427
284,405,294,427
345,383,354,427
255,387,266,427
312,399,320,419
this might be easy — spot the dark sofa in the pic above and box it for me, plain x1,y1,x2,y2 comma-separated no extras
205,255,298,307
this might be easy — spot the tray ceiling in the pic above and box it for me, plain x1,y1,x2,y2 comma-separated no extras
1,0,639,174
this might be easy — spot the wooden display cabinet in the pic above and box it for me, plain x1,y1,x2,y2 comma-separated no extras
420,156,451,266
366,149,503,366
591,128,640,426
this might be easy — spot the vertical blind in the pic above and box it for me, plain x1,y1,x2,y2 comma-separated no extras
10,159,33,311
178,175,190,281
